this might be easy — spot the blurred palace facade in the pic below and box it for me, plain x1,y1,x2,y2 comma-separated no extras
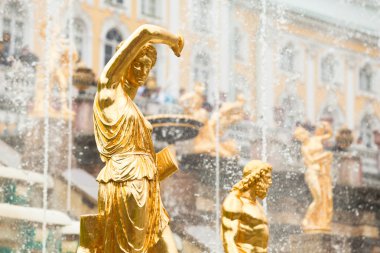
0,0,379,148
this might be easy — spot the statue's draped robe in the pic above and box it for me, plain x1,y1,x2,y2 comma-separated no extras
94,92,169,253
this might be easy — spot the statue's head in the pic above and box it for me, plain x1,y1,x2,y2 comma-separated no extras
194,82,206,95
315,121,331,136
60,45,79,65
233,160,272,199
123,43,157,87
294,126,310,143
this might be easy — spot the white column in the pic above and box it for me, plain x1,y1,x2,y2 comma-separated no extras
167,0,180,98
346,58,356,129
306,48,316,123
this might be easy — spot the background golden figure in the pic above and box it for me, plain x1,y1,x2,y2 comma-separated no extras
179,82,209,124
189,93,245,157
294,122,333,233
33,20,78,117
221,160,272,253
78,24,183,253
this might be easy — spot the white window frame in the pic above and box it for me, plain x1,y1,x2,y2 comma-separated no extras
72,18,86,61
320,54,336,83
138,0,164,23
0,1,29,57
279,42,296,73
358,63,373,93
99,19,129,72
232,24,248,63
103,28,123,67
190,0,214,34
319,53,343,88
319,104,345,131
278,39,304,80
191,50,213,103
359,114,377,149
276,93,304,129
101,0,131,16
63,3,93,67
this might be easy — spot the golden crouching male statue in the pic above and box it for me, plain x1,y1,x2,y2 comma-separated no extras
221,160,272,253
77,24,184,253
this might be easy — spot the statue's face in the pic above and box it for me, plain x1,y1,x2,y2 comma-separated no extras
195,83,205,94
295,127,309,143
129,55,153,87
315,121,330,136
315,123,326,135
254,170,272,199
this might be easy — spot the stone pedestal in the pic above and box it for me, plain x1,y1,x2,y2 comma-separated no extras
334,152,362,187
290,233,350,253
180,153,239,188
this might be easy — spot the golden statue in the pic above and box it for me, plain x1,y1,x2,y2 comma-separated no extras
77,24,184,253
294,121,333,233
221,160,272,253
33,20,78,118
185,93,245,157
179,82,209,124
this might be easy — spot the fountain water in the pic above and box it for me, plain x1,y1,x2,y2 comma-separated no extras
1,1,380,253
42,1,52,252
66,0,74,213
257,0,269,214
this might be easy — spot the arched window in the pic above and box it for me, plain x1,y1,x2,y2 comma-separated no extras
105,0,125,7
104,28,123,66
279,43,295,72
230,74,248,101
319,105,344,131
321,54,336,83
359,114,376,148
73,18,86,61
275,94,304,129
359,64,372,92
233,25,247,62
193,52,211,98
1,1,27,57
192,0,211,32
141,0,161,18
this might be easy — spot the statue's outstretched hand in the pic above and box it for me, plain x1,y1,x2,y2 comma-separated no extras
172,35,184,57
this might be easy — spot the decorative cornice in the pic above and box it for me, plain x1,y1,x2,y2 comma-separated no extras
233,1,379,47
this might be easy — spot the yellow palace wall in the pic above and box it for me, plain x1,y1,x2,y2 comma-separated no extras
27,0,380,132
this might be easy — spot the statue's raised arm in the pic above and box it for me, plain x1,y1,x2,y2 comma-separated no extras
100,24,184,87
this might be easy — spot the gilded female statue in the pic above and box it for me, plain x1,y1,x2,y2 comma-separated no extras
294,121,333,232
221,160,272,253
93,24,183,253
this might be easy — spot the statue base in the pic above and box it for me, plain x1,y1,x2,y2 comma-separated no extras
180,153,239,187
290,233,350,253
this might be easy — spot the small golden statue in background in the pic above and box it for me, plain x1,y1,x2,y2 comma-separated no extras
181,91,245,157
78,24,184,253
294,121,333,233
221,160,272,253
33,21,78,118
179,82,209,124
